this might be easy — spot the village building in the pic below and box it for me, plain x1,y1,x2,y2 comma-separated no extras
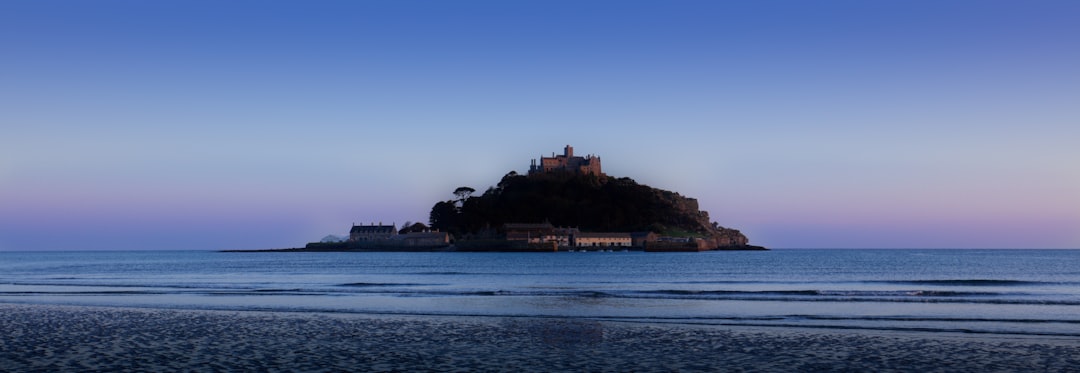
503,222,578,246
504,222,640,248
346,223,450,249
349,223,396,242
529,145,603,176
573,232,633,248
645,236,711,252
391,231,450,247
550,227,580,247
631,232,659,247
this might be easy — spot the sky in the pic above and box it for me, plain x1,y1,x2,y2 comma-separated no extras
2,1,1078,250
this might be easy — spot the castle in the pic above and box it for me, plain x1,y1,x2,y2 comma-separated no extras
529,145,602,176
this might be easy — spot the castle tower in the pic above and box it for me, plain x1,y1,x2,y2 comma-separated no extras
529,145,603,176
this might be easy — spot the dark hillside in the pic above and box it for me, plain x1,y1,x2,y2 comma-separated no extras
429,171,751,248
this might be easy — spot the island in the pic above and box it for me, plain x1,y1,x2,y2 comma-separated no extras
231,145,765,253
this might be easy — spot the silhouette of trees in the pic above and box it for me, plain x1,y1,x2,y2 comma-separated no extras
453,186,475,206
429,171,709,237
429,200,459,232
398,222,430,234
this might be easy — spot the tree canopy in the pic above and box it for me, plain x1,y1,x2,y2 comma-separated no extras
429,171,709,237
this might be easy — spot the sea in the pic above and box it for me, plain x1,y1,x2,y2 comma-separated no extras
2,249,1080,338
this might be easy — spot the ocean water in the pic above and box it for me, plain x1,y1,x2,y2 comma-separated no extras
2,249,1079,337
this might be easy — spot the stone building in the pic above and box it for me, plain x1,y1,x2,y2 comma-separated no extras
630,232,658,247
529,145,602,176
504,222,578,246
573,232,632,248
346,223,450,249
393,231,450,247
349,223,396,242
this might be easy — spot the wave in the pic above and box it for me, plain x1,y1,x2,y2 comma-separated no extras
640,289,1001,297
111,306,1080,338
339,282,436,287
407,271,509,276
0,290,172,296
581,279,1080,287
790,315,1080,324
870,279,1071,286
6,282,259,290
5,282,1079,306
410,272,473,275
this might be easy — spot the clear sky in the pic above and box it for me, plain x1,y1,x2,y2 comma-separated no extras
2,1,1078,250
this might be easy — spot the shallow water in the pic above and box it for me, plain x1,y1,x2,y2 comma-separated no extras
3,249,1079,336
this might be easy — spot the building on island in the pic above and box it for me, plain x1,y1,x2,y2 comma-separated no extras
347,222,450,249
394,231,451,247
644,236,711,252
573,232,632,248
504,222,636,248
630,232,659,247
529,145,602,176
349,223,396,242
504,222,554,243
503,223,578,247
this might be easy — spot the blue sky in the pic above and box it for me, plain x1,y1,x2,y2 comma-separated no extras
2,1,1078,250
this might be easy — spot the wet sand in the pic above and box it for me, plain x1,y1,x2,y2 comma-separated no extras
2,303,1078,372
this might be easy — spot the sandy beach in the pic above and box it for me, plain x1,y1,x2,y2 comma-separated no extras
1,303,1078,372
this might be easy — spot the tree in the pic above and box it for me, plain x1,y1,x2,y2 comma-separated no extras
453,186,475,207
429,201,460,233
453,186,475,200
399,221,430,234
